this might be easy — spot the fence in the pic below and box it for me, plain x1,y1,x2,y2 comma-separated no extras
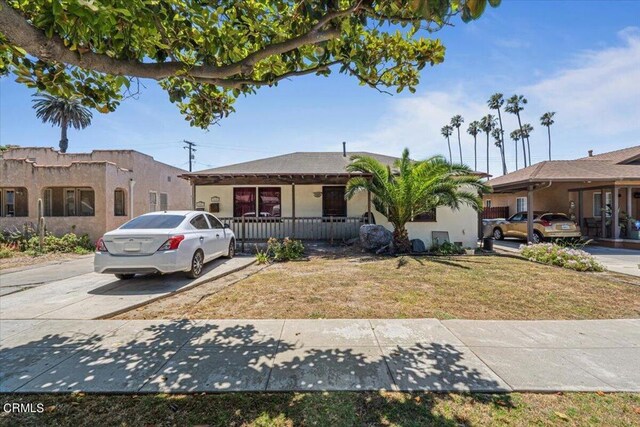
482,206,509,220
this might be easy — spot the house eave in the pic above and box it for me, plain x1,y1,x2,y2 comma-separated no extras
178,172,373,186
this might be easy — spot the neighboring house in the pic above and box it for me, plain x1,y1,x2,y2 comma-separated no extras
180,151,480,248
484,145,640,246
0,147,191,241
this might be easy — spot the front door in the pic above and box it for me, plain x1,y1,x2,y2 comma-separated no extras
322,186,347,217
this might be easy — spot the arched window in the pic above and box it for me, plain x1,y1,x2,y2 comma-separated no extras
114,189,126,216
42,187,94,217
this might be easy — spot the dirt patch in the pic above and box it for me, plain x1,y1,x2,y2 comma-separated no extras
0,252,89,271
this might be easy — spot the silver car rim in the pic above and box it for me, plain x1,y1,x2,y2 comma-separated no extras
533,233,541,244
493,229,501,239
192,252,203,276
229,242,234,257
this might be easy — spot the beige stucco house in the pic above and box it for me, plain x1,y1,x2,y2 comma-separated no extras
180,151,480,249
0,147,191,241
483,145,640,247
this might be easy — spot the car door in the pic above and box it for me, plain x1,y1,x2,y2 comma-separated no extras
205,213,228,257
189,214,216,260
511,213,529,238
504,213,523,237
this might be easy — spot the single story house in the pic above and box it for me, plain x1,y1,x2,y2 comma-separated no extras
483,145,640,247
0,147,191,241
179,150,480,249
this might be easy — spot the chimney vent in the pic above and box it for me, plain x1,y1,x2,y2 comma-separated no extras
342,141,346,157
588,150,593,157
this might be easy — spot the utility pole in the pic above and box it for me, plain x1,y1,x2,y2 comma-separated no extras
183,140,197,172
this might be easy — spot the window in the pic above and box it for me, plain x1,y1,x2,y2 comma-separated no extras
322,186,347,217
149,192,158,212
411,209,437,222
593,191,612,217
190,214,210,230
160,193,168,211
3,189,15,217
65,188,77,216
44,188,52,216
509,213,525,222
51,188,95,217
114,189,126,216
485,199,492,208
234,188,257,217
206,213,224,229
258,188,281,217
516,197,527,213
121,214,185,229
78,189,95,216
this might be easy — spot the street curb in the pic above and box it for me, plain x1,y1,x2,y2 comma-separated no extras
95,257,257,320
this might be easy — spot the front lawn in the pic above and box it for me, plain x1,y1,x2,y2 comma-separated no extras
2,392,638,426
117,253,640,320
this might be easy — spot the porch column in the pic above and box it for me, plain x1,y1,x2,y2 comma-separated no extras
191,182,196,210
600,188,607,238
291,182,296,238
627,187,633,219
612,186,620,238
578,190,584,235
367,190,372,223
527,185,534,243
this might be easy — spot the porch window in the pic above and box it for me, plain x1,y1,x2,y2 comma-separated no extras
258,188,281,217
114,189,126,216
149,192,158,212
412,209,437,222
485,199,492,208
41,187,93,217
160,193,168,211
78,189,95,216
234,188,256,217
593,192,612,217
0,188,28,217
322,186,347,217
516,197,527,213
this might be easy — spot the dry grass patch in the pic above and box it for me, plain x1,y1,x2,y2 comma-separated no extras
118,253,640,320
0,252,88,271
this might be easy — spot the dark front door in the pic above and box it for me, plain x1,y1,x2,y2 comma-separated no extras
322,186,347,217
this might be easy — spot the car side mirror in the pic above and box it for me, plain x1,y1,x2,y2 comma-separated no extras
223,223,230,229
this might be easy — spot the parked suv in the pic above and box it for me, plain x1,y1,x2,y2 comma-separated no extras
488,212,581,243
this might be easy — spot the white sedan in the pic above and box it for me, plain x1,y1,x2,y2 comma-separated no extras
94,211,235,280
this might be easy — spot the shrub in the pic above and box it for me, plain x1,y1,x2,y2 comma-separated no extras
520,243,605,272
26,232,94,254
429,241,464,256
0,243,18,258
1,224,36,251
266,237,304,262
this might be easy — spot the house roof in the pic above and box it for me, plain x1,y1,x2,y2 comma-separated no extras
486,145,640,191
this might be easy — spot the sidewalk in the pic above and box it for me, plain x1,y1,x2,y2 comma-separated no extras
1,318,638,393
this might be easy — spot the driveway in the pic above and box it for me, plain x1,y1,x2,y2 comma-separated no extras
0,257,255,320
494,239,640,278
0,256,94,296
1,318,638,393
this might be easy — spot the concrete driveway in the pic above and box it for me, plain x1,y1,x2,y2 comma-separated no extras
0,256,94,296
494,239,640,278
0,256,255,320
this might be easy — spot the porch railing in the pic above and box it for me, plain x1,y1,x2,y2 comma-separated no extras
219,216,366,248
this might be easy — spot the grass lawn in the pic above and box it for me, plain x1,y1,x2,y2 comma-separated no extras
2,392,639,426
117,253,640,320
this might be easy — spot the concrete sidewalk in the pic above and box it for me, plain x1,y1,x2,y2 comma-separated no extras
0,256,255,320
1,318,638,393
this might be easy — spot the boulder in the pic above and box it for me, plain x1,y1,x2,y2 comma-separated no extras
411,239,426,253
359,224,392,251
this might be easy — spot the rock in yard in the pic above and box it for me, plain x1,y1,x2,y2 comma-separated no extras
411,239,426,253
360,224,392,251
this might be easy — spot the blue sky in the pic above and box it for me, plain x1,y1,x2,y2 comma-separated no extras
1,1,639,176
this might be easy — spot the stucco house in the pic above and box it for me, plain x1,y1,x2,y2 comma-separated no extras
0,147,191,241
483,145,640,247
180,150,480,249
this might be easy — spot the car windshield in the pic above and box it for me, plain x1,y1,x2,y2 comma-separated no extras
120,214,185,229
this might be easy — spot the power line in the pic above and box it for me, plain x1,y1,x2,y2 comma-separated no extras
183,140,197,172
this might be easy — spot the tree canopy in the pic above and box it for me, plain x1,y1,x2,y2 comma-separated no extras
0,0,500,127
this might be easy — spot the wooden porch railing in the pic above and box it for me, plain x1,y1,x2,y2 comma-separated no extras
220,216,366,250
482,206,509,220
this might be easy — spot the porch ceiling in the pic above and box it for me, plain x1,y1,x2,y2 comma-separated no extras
179,173,372,186
490,179,639,194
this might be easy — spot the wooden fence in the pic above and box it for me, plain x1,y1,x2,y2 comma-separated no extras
482,206,509,219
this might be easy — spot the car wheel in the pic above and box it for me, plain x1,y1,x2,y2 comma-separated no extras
493,227,504,240
532,231,544,244
115,273,135,280
186,250,204,279
225,239,235,258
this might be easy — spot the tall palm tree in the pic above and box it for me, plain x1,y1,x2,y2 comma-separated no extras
521,123,534,164
450,115,464,163
491,128,507,175
487,93,507,174
441,125,454,164
32,94,93,153
505,94,528,167
509,129,521,170
346,149,488,253
466,120,481,171
540,111,556,161
479,114,497,174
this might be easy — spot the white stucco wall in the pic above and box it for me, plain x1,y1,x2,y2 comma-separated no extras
195,184,478,248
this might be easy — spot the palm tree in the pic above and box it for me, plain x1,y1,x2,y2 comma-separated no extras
521,123,534,164
491,128,506,175
505,94,528,167
441,125,454,164
466,121,481,171
346,149,488,253
510,129,521,170
479,114,496,174
487,93,507,174
450,115,464,163
32,94,93,153
540,111,556,161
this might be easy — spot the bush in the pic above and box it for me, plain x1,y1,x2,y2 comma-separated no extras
0,243,18,258
25,233,94,255
429,241,464,256
266,237,304,262
1,224,36,251
520,243,605,272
